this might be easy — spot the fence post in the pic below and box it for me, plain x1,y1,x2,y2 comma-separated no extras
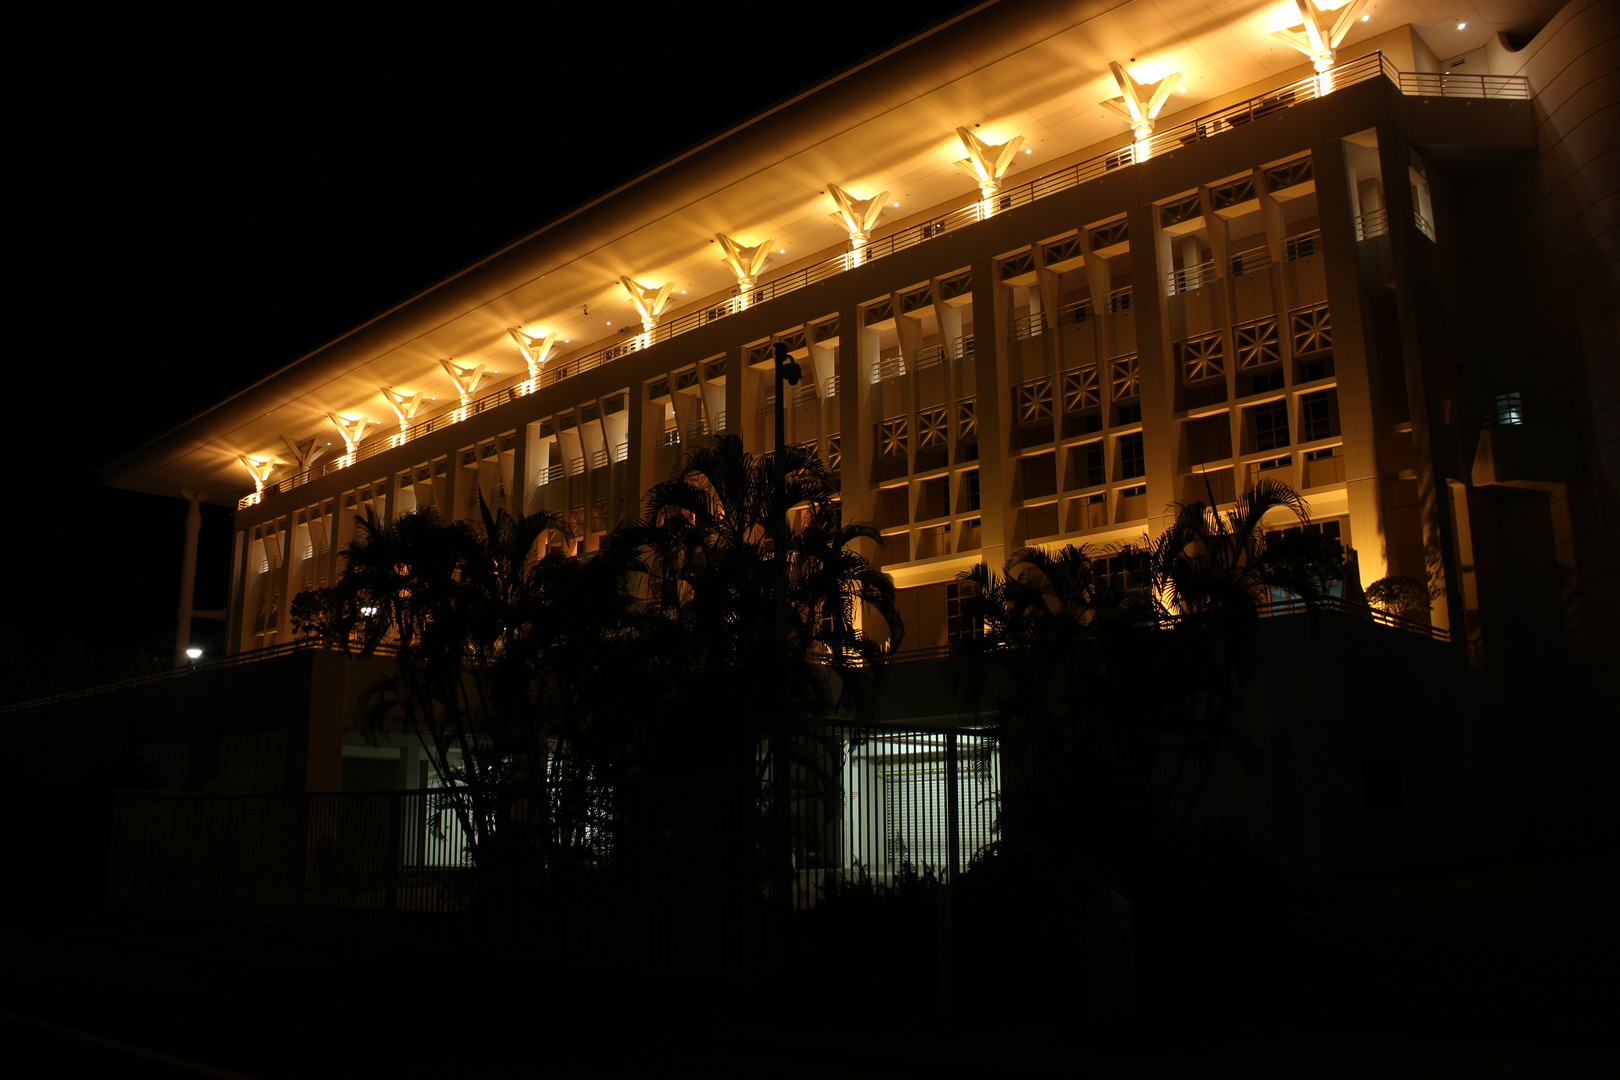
939,730,960,1015
292,793,308,926
384,790,402,939
945,731,960,882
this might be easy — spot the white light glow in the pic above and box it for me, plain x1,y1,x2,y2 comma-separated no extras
186,647,202,660
1457,21,1467,29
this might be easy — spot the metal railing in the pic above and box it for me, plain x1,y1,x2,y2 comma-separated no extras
1011,311,1046,339
871,355,907,382
1396,69,1531,98
1257,594,1451,643
1283,229,1321,261
240,51,1528,509
1167,261,1215,295
1355,207,1390,239
1228,245,1271,275
107,722,1001,971
1414,210,1436,241
0,638,398,714
1105,286,1134,313
1063,298,1094,323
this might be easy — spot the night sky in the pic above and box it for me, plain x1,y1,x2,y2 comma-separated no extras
10,8,951,670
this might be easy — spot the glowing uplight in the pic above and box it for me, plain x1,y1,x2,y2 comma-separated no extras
1456,21,1467,29
186,647,202,660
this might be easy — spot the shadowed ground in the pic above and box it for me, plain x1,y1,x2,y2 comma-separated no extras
0,849,1611,1077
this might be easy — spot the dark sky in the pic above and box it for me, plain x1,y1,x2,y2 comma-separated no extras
11,7,957,665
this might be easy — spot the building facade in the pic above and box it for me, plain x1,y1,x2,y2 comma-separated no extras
97,0,1616,855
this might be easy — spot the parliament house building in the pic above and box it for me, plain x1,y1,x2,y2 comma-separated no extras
64,0,1620,869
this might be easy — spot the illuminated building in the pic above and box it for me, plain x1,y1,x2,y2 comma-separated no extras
87,0,1615,860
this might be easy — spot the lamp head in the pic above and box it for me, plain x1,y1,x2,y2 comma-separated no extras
773,341,802,385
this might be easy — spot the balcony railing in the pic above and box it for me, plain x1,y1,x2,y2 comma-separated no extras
1283,230,1321,261
1062,298,1094,323
241,51,1529,509
1355,207,1390,239
1228,245,1271,275
1012,311,1046,339
1166,261,1214,295
1395,70,1531,98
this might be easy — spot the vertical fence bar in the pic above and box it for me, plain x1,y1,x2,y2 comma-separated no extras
384,790,401,939
945,731,960,882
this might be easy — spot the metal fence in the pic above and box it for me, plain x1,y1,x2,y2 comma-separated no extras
108,725,1000,975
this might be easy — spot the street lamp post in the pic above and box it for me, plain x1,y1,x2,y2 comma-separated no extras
770,340,802,915
771,340,802,657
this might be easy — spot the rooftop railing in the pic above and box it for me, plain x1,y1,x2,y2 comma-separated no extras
0,638,399,714
242,51,1528,510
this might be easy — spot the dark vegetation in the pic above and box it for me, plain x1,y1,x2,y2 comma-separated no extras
22,437,1353,1018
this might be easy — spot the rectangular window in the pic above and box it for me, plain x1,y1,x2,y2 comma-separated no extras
1248,370,1284,395
1300,390,1334,442
964,470,981,512
1493,390,1523,425
1085,442,1105,487
1252,400,1290,451
1119,432,1146,479
946,583,981,642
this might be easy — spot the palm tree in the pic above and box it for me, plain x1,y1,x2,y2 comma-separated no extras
1140,478,1344,836
607,435,901,899
328,501,630,878
1146,478,1341,622
608,434,901,751
955,479,1343,875
954,542,1164,872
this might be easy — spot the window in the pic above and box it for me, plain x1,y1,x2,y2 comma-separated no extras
1177,332,1225,383
1251,400,1290,451
1493,390,1523,425
878,417,908,457
1117,402,1142,425
1247,370,1284,395
1084,442,1105,487
1109,354,1139,400
946,583,981,642
1017,378,1053,424
1119,432,1145,479
964,470,981,512
1300,390,1335,442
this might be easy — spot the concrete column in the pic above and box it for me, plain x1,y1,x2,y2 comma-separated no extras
175,491,202,667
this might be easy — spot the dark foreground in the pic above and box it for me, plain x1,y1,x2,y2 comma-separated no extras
1,849,1612,1078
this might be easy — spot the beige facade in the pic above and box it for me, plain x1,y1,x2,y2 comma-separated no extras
104,1,1615,711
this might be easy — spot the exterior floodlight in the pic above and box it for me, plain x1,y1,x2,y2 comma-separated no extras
361,605,379,617
186,647,203,660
